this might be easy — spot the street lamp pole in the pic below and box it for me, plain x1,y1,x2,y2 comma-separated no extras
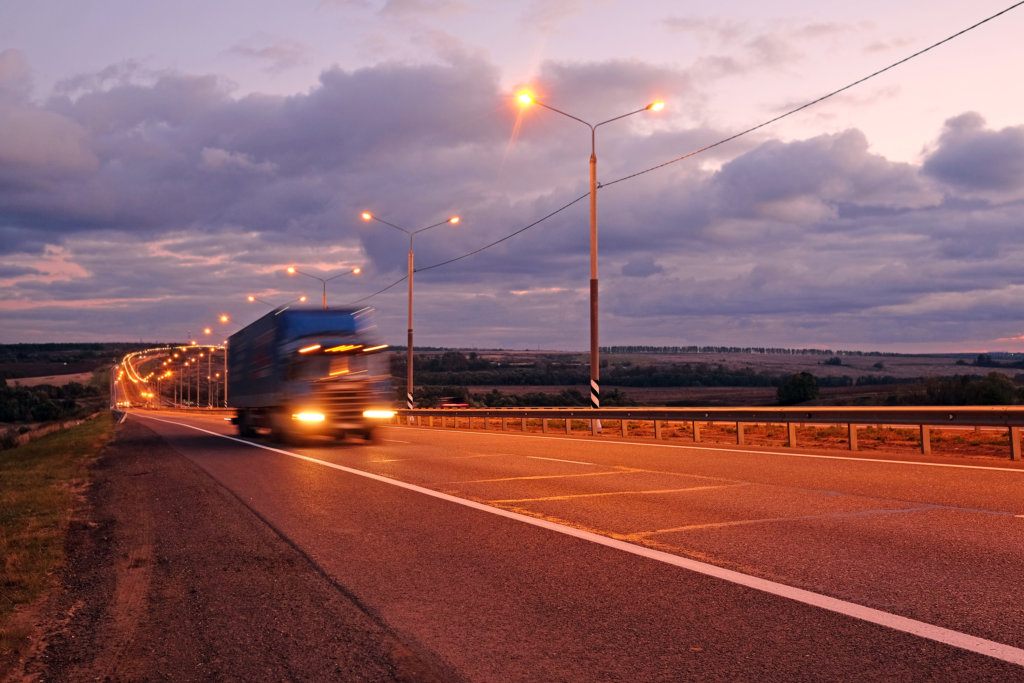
361,211,460,410
286,267,361,310
517,93,663,409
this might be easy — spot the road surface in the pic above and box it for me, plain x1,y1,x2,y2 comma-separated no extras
31,410,1024,680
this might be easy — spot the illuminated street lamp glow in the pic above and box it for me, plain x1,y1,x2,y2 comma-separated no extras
248,294,308,307
517,91,664,409
287,266,361,310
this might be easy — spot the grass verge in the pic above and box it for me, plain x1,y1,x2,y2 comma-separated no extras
0,412,114,655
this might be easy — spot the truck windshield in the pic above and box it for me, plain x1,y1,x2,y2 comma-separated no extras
286,353,370,381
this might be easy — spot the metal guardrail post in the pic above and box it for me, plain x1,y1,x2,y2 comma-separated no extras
397,406,1024,460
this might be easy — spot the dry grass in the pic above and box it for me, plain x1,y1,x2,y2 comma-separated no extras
0,413,113,654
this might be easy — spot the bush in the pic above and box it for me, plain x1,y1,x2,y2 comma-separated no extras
925,372,1021,405
777,372,820,405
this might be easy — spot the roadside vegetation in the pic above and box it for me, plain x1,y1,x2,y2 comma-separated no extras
0,413,114,655
1,370,109,450
395,351,1024,408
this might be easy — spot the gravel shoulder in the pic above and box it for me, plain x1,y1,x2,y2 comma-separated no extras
9,418,455,682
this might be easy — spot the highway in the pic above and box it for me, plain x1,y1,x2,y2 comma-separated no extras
122,408,1024,680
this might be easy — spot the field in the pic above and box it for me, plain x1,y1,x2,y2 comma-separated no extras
459,349,1015,406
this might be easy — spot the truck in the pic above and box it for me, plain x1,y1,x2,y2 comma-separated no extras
227,306,395,443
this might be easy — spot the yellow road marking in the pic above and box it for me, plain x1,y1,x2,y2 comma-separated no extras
458,467,642,483
491,484,741,504
628,505,939,539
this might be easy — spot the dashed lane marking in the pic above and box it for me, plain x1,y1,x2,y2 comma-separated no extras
138,414,1024,668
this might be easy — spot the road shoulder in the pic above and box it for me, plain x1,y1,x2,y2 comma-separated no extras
16,417,454,682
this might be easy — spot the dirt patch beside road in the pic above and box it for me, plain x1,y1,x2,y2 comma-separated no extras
7,418,455,682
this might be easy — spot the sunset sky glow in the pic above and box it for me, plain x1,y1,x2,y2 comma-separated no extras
2,1,1023,352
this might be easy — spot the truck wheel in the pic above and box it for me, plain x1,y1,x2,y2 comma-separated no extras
361,427,377,443
237,410,256,437
270,412,294,445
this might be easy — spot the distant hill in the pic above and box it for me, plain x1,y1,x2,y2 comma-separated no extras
0,343,155,380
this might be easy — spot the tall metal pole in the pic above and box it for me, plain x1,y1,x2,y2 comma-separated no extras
589,129,600,409
518,95,662,411
407,236,414,410
224,344,228,408
362,212,459,411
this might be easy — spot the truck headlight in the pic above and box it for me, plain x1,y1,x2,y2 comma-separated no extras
363,409,395,419
292,411,326,422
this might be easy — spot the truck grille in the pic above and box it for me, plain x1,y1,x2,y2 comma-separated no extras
313,380,374,425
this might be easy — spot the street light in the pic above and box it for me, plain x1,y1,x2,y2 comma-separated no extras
247,294,308,308
361,211,460,409
286,266,361,310
212,314,246,408
517,91,664,409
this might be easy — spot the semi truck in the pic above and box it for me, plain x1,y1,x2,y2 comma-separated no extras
227,306,395,443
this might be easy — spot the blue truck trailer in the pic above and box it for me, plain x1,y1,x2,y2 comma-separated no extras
227,306,394,442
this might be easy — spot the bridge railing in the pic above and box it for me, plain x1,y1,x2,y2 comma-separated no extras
394,406,1024,461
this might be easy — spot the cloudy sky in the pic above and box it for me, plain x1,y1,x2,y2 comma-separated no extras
2,0,1023,353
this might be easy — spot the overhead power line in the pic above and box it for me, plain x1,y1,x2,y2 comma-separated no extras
605,0,1024,188
357,1,1024,301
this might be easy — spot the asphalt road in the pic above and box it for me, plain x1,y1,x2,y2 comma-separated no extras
80,411,1024,679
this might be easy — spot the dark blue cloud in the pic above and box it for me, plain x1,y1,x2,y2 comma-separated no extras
923,113,1024,193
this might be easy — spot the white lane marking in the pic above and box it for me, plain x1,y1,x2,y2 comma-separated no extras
383,438,411,444
400,426,1024,475
527,456,597,466
137,415,1024,667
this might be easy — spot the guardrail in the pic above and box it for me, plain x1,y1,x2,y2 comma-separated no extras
395,406,1024,461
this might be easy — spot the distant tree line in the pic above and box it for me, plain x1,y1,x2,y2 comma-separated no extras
0,342,150,379
401,352,919,390
393,351,1024,407
969,353,1024,369
600,345,899,356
